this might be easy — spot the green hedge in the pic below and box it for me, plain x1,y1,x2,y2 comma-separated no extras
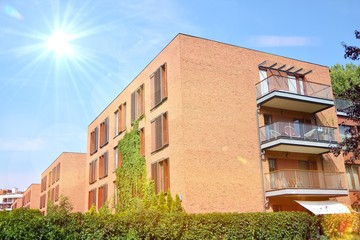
0,209,317,239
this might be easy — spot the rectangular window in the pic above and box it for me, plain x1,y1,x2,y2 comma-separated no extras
99,152,109,179
41,176,47,192
131,85,144,122
100,117,109,148
151,64,167,108
151,112,169,152
140,128,145,156
55,163,61,181
346,165,360,190
52,167,56,184
339,125,352,141
114,110,118,135
118,103,127,134
48,172,52,187
151,159,170,193
54,185,60,202
89,159,97,184
114,146,121,170
113,181,117,207
88,189,96,210
90,127,99,155
98,184,108,209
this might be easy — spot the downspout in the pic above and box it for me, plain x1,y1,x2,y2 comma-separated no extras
256,106,266,212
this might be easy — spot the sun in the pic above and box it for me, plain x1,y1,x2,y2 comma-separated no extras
47,31,74,57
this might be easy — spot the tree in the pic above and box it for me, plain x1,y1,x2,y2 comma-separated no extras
330,63,360,96
332,82,360,161
342,30,360,60
332,30,360,162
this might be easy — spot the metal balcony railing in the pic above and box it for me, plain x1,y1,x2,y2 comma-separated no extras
335,99,352,113
259,122,336,143
255,75,333,100
264,169,346,191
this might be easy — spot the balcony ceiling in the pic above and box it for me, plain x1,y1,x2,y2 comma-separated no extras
265,189,348,198
263,142,334,154
257,92,334,113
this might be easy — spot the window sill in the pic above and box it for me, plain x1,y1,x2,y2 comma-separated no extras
99,175,108,180
150,97,168,112
113,129,126,139
151,144,169,155
100,142,109,149
90,150,98,156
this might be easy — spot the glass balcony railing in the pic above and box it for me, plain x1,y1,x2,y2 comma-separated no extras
259,121,336,143
264,169,346,192
256,75,333,100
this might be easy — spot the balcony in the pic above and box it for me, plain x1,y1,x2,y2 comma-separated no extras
335,99,352,116
259,122,337,154
256,75,334,113
264,169,348,197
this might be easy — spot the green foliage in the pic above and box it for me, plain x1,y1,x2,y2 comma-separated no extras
330,63,360,96
0,208,319,239
116,121,149,212
321,213,360,239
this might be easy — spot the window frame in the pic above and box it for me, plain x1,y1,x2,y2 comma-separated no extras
131,85,144,123
100,117,109,148
90,127,99,155
151,112,169,153
150,63,168,110
99,151,109,179
151,158,170,194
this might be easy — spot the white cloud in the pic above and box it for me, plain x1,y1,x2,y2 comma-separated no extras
0,137,45,151
248,35,314,47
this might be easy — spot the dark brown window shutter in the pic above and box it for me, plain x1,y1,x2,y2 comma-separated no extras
161,64,167,99
151,163,158,193
131,92,136,122
162,113,169,145
154,68,161,106
164,159,169,193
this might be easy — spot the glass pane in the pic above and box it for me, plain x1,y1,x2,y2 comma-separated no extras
353,166,360,190
346,165,354,189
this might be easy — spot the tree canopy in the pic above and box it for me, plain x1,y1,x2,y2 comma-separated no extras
332,30,360,162
342,30,360,60
330,63,360,97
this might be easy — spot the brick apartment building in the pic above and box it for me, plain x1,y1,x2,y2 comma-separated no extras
0,188,22,211
20,184,40,209
40,152,86,214
85,33,351,213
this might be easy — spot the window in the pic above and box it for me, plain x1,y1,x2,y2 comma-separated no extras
151,64,167,108
88,189,96,210
89,159,97,184
48,172,51,187
114,146,121,170
131,85,144,122
114,110,118,135
52,167,56,184
151,112,169,152
339,125,352,141
55,163,60,181
113,181,117,206
41,176,47,192
90,127,99,155
140,128,145,156
98,184,108,209
346,165,360,190
99,152,109,179
151,159,170,193
40,194,46,209
100,118,109,148
54,185,60,202
118,103,127,134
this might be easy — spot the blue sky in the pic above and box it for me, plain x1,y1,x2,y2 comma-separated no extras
0,0,359,191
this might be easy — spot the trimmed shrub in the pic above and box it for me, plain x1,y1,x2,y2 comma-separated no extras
0,208,317,239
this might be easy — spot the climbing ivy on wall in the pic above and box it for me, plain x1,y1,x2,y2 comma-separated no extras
115,120,183,213
116,121,150,212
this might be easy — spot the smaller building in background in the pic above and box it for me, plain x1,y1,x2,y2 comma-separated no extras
11,197,23,210
0,188,22,211
40,152,86,214
21,184,41,209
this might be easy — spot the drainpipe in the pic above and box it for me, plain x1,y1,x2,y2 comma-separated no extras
256,107,266,212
